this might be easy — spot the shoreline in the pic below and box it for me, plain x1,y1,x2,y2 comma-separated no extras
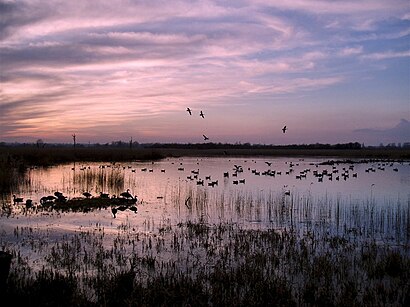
1,146,410,167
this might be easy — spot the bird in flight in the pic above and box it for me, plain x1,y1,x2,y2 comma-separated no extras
186,107,192,115
203,134,209,141
200,111,204,118
282,126,287,133
265,161,272,166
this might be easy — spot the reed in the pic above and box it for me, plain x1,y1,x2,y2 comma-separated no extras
1,191,409,306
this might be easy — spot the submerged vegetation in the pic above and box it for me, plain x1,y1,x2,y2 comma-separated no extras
2,218,409,306
1,188,409,306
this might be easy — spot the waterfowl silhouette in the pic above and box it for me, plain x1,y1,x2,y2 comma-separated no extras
100,192,109,199
12,195,23,205
203,134,209,141
54,191,63,198
282,126,287,133
117,205,128,211
186,107,192,115
120,189,133,199
265,162,272,166
25,199,33,209
200,111,204,118
128,206,138,213
111,207,118,218
82,192,92,198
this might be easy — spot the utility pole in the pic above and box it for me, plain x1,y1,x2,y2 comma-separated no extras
72,134,76,148
130,137,132,149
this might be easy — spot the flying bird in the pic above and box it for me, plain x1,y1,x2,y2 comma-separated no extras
203,134,209,141
186,107,192,115
200,111,204,118
282,126,287,133
265,162,272,166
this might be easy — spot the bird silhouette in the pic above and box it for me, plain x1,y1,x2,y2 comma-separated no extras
54,191,63,198
82,192,92,198
128,206,138,213
203,134,209,141
120,189,133,199
100,192,109,199
200,111,204,118
265,162,272,166
186,107,192,115
25,199,33,209
117,205,128,211
282,126,287,133
111,207,118,218
13,195,23,205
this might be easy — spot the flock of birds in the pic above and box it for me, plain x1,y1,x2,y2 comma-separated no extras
186,107,210,141
12,189,139,219
186,107,288,141
10,158,402,219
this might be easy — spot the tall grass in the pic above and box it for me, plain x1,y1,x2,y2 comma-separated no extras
73,167,125,195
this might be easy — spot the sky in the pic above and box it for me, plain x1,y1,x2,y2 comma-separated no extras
1,0,409,145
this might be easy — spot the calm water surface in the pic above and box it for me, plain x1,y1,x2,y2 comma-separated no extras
1,156,409,232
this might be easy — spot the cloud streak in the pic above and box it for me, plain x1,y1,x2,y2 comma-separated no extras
1,0,409,144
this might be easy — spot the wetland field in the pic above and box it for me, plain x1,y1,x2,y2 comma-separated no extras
0,147,409,306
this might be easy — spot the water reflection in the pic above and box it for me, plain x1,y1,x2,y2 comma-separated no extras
1,157,409,237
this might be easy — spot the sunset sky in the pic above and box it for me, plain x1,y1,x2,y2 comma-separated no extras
1,0,409,145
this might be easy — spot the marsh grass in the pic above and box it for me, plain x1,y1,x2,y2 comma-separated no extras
73,167,125,195
0,147,165,167
1,192,409,306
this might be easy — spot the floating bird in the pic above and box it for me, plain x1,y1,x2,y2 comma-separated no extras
40,196,53,204
25,199,33,209
100,192,109,199
82,192,92,199
186,107,192,115
120,189,133,199
203,134,209,141
282,126,287,133
12,195,23,205
200,111,204,118
111,207,117,218
128,206,138,213
117,205,128,211
54,191,63,198
57,195,67,202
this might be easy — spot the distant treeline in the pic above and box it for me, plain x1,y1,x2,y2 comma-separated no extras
1,141,364,150
145,142,363,150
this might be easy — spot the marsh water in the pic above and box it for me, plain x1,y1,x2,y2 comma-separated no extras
1,156,409,235
1,155,409,293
